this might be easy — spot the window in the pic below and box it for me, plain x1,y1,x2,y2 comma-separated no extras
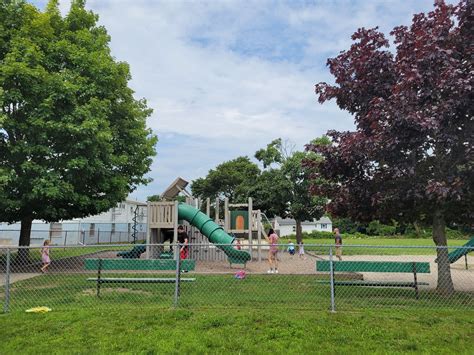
321,223,328,229
292,226,296,232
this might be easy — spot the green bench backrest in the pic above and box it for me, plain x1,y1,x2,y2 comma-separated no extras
84,258,195,271
316,261,430,273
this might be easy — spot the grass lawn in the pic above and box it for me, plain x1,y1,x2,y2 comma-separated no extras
299,238,470,255
1,272,473,353
0,307,473,354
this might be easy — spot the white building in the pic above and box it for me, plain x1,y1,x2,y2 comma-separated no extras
0,200,147,246
273,216,332,237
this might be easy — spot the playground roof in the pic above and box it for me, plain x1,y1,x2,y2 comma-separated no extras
161,177,189,200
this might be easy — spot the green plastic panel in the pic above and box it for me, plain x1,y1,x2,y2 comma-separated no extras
316,261,430,273
84,258,195,271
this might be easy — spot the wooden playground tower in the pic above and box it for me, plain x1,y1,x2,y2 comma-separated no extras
145,177,269,261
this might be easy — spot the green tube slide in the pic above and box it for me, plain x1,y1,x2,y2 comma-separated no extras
178,203,251,263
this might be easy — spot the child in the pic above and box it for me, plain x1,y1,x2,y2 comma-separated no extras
287,240,295,256
40,240,51,273
236,239,242,250
298,241,306,260
267,229,279,274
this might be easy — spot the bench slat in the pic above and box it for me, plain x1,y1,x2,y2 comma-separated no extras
87,277,195,283
315,280,429,287
316,261,430,273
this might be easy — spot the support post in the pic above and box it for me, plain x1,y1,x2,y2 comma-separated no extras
206,198,210,217
465,254,468,270
257,210,262,262
329,246,336,313
248,197,253,259
174,250,181,308
173,201,179,261
412,262,419,299
215,198,220,224
3,249,11,313
224,198,229,231
97,258,102,298
146,202,151,259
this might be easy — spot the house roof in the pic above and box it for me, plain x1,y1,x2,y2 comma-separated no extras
275,216,332,226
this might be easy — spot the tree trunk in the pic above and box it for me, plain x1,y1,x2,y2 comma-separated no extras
295,219,303,244
432,209,454,296
17,216,33,263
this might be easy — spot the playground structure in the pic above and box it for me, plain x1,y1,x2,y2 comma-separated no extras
140,177,271,265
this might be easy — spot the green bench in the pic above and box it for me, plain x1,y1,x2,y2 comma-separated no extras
85,258,196,297
316,260,430,298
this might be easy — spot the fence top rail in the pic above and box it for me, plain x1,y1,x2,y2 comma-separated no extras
0,243,473,250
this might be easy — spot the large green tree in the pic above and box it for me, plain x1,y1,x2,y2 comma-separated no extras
251,138,328,243
191,156,260,201
0,0,157,256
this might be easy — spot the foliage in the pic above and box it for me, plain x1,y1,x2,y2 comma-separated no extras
308,0,473,293
147,195,186,203
191,156,259,201
0,1,157,248
147,194,161,202
252,138,329,242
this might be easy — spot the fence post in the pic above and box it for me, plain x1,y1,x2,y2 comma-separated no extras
64,231,68,248
465,254,468,270
3,249,11,313
174,246,181,308
329,246,336,313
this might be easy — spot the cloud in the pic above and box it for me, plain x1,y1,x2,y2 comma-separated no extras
29,0,445,200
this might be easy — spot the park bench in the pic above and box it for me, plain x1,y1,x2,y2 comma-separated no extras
84,258,196,297
316,260,430,299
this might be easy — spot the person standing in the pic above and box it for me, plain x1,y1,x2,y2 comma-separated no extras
40,240,51,273
334,227,343,261
266,229,279,274
177,225,189,260
298,241,306,260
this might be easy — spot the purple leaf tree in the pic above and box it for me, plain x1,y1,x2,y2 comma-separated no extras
307,0,473,294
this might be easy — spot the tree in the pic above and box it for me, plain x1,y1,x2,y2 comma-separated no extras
308,0,473,294
252,138,328,243
191,157,260,201
0,0,157,258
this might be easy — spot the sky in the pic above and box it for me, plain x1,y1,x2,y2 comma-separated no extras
30,0,447,201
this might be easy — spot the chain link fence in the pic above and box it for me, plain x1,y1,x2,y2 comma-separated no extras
1,243,472,313
0,229,146,246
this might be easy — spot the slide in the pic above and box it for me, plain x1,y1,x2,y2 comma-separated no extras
447,237,474,264
178,203,251,263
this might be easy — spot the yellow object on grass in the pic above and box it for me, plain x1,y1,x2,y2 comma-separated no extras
25,306,52,313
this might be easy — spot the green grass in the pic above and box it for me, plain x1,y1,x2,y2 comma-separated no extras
0,307,473,354
1,273,473,353
297,238,470,255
